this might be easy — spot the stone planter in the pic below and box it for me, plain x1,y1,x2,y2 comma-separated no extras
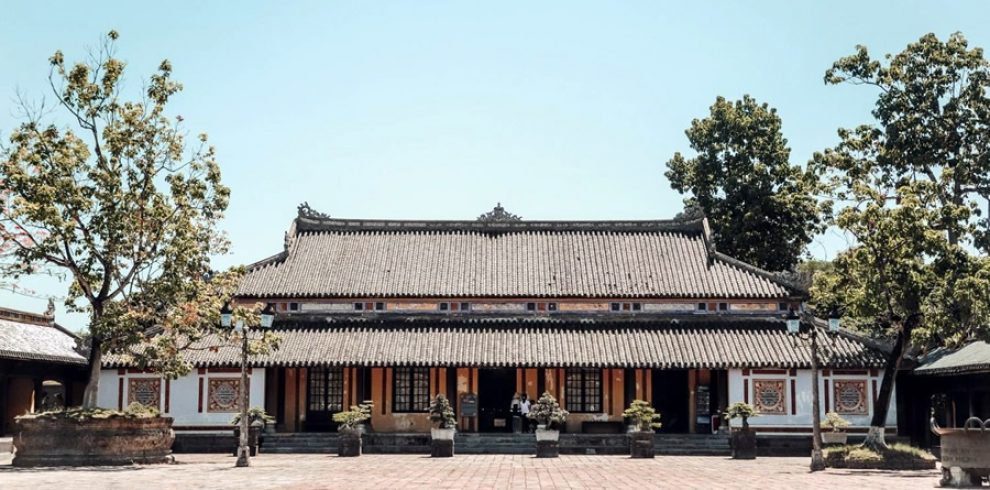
232,423,263,456
821,431,847,445
431,428,455,458
629,431,655,459
535,425,559,458
933,416,990,487
13,415,174,467
729,428,757,460
338,427,362,457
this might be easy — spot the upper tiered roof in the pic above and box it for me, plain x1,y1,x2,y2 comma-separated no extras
237,204,801,300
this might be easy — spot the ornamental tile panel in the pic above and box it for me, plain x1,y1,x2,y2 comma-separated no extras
753,379,787,415
127,378,161,408
833,380,869,415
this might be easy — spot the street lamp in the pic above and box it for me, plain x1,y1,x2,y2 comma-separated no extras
221,301,276,468
785,307,827,472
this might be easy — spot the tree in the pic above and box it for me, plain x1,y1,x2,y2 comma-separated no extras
810,32,990,449
0,31,240,409
666,96,826,271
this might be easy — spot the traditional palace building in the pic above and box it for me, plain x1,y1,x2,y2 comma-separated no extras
100,204,896,436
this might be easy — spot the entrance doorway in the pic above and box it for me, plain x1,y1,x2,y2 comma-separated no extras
305,367,345,432
477,368,516,432
652,370,689,433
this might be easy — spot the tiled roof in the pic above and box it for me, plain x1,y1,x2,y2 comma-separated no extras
238,216,797,299
103,315,883,369
0,318,87,365
914,341,990,375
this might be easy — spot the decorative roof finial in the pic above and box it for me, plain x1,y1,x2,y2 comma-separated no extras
44,298,55,319
297,202,331,220
477,202,522,222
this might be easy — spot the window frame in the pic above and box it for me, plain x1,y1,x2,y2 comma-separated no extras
392,367,430,413
564,368,603,413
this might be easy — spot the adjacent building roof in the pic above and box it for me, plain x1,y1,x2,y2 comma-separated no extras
0,307,87,365
103,315,884,369
913,341,990,376
237,206,799,300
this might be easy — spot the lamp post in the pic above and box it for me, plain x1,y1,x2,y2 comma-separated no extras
786,307,828,472
221,301,275,468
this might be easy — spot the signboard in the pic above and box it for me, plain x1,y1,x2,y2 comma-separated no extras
460,393,478,417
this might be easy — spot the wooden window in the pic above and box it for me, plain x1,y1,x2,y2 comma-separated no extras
439,303,449,311
547,302,558,311
375,302,386,311
289,302,299,311
718,302,728,311
778,302,788,311
565,368,602,413
697,302,708,311
527,302,536,311
307,368,344,413
610,302,642,312
393,367,430,412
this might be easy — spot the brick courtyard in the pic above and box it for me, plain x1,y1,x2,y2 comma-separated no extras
0,453,939,489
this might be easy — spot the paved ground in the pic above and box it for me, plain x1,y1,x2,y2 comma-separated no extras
0,453,939,489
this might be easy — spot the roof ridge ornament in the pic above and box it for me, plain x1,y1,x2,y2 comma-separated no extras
297,202,331,220
477,202,522,222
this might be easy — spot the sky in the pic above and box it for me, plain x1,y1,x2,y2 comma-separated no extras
2,1,989,332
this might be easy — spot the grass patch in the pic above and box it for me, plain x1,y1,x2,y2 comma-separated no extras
824,443,936,470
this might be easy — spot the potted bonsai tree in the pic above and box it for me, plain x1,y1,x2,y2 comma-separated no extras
724,402,759,459
428,394,457,457
820,411,850,445
623,399,661,458
332,401,373,457
527,392,568,458
231,407,275,456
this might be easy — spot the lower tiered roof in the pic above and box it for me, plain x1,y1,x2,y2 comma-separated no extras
103,315,886,369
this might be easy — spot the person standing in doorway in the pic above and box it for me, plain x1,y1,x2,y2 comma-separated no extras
519,393,532,432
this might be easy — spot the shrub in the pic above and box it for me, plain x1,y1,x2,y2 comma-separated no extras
623,399,662,432
821,411,850,432
231,407,275,426
333,400,374,431
17,404,160,421
724,402,759,429
527,392,568,429
428,394,457,429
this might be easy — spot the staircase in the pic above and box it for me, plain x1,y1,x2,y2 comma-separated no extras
456,433,534,454
254,432,730,455
262,433,337,453
655,434,730,456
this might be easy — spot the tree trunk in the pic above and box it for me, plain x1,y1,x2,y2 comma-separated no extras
81,337,103,409
862,321,912,451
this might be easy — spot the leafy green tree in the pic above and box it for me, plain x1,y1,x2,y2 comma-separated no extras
666,96,826,271
811,32,990,449
0,31,248,409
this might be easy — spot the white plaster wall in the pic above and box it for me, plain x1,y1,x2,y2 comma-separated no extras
98,369,266,427
727,368,896,433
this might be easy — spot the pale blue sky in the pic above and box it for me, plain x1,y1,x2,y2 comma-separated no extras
2,1,989,331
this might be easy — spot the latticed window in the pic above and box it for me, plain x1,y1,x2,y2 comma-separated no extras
565,368,602,413
393,367,430,412
307,368,344,413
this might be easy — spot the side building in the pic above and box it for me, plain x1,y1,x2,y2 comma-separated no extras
101,205,896,438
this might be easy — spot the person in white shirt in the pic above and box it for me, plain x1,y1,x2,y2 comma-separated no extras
519,394,532,432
